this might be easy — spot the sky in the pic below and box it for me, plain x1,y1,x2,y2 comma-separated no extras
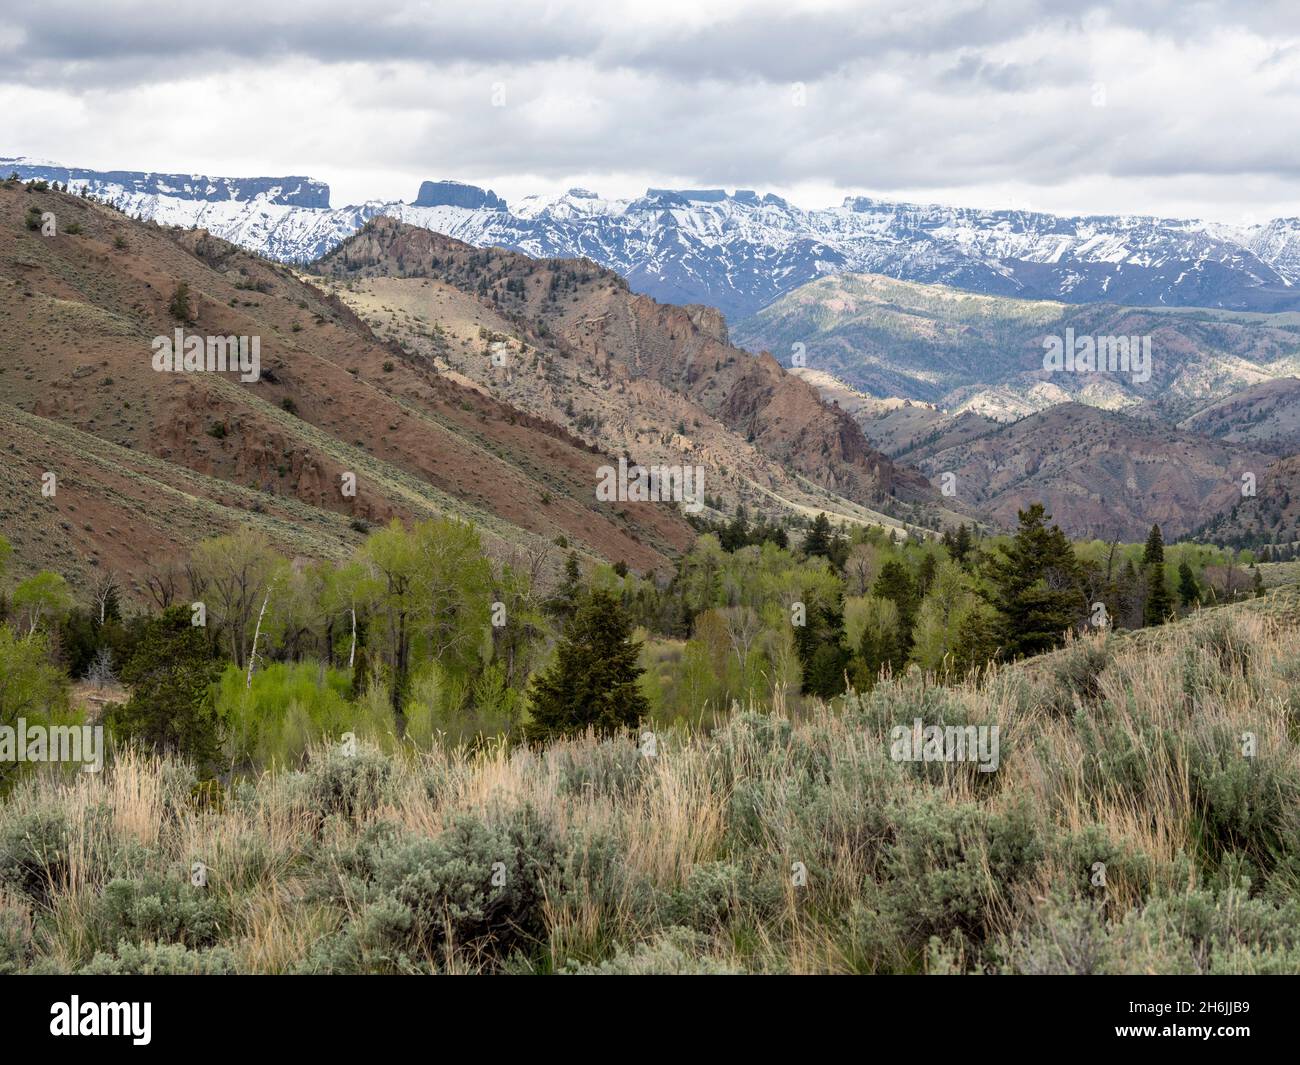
3,0,1300,223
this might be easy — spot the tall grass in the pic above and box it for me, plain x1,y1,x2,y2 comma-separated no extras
3,597,1300,973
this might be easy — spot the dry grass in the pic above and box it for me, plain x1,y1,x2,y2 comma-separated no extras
3,593,1300,973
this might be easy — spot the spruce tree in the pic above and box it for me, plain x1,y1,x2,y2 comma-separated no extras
854,622,893,692
986,504,1083,657
917,553,938,597
1177,561,1200,607
1142,524,1165,565
1144,563,1173,626
803,513,833,560
949,605,1000,679
528,589,649,741
794,591,851,697
873,560,918,660
550,551,582,618
951,523,973,566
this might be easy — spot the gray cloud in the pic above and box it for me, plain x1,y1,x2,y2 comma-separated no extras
3,1,1300,221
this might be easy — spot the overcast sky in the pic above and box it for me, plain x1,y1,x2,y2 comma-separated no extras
3,0,1299,222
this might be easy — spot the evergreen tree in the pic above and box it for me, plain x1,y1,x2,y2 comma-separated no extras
986,504,1083,658
951,523,973,566
1143,563,1173,626
551,551,583,619
803,513,833,560
1142,524,1165,565
1116,559,1140,628
917,553,938,598
794,590,851,697
108,606,224,773
949,604,1000,680
1252,566,1266,598
721,504,750,552
1176,561,1200,608
852,598,899,691
528,589,649,741
168,280,193,324
873,560,918,661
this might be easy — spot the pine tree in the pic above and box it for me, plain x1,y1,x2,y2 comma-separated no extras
1142,524,1165,565
721,504,750,552
1144,563,1173,625
986,504,1083,658
1177,560,1200,607
1116,559,1139,628
794,590,851,697
1252,566,1266,598
528,589,649,741
917,553,938,597
168,281,193,324
951,523,973,566
854,622,893,692
949,605,1000,680
873,560,918,661
552,551,582,618
803,512,833,560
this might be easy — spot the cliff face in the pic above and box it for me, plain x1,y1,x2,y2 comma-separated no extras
316,218,935,510
412,180,507,211
620,296,932,503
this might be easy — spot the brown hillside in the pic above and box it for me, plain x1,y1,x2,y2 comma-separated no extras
312,218,937,522
0,183,694,597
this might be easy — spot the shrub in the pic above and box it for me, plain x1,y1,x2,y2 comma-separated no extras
93,871,227,950
1045,633,1112,714
550,734,650,798
660,861,782,933
0,901,33,974
566,927,739,974
306,806,558,972
217,662,357,768
882,797,1042,956
1186,725,1299,866
0,808,69,906
299,744,394,824
79,941,237,975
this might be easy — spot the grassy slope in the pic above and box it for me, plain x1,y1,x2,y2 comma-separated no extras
4,585,1300,974
732,271,1300,420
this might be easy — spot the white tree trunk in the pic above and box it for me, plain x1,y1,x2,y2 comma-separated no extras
246,588,272,689
348,606,357,670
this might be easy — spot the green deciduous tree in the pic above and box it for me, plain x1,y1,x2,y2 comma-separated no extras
12,572,73,635
359,518,493,723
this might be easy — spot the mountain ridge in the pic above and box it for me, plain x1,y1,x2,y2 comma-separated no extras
9,156,1300,318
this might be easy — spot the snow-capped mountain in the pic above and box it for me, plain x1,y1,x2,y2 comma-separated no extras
8,156,1300,318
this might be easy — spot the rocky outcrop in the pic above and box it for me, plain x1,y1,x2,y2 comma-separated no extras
412,180,506,211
